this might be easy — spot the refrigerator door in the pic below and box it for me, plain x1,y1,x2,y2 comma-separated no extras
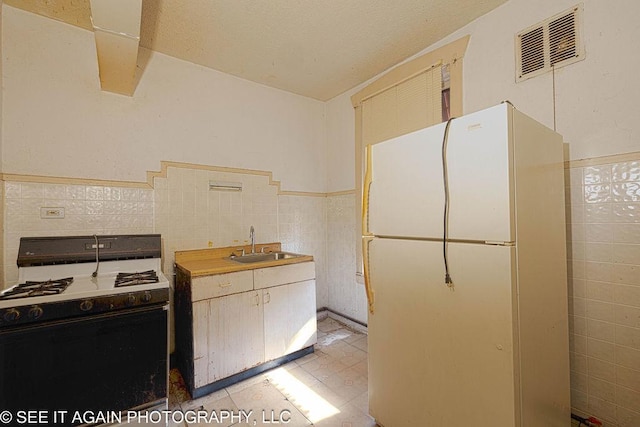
368,103,514,242
367,237,518,427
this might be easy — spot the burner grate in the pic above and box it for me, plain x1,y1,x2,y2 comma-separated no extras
115,270,159,287
0,277,73,300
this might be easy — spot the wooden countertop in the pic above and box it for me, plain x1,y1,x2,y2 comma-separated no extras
174,242,314,277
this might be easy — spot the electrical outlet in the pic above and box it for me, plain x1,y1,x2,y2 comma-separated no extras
40,207,65,219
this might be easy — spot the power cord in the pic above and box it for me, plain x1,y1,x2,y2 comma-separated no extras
91,234,100,278
441,117,455,287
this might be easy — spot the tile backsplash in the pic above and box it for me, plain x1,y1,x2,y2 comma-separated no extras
566,159,640,426
153,167,281,279
152,166,328,310
3,181,154,284
327,193,368,324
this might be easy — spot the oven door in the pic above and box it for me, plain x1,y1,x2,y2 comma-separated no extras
0,304,168,426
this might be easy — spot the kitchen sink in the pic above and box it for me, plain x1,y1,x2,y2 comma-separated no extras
228,251,302,264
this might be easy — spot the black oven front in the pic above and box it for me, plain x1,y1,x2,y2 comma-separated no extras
0,304,168,426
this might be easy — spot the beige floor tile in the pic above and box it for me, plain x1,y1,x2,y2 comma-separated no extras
224,373,269,395
312,401,377,427
336,348,368,368
185,396,240,427
350,359,368,378
351,336,368,353
228,401,311,427
319,367,368,403
267,365,321,393
298,352,350,382
343,331,367,345
347,391,369,416
227,380,283,408
294,351,321,366
180,388,230,411
318,318,345,333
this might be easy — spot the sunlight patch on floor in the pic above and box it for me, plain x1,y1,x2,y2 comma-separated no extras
266,367,340,423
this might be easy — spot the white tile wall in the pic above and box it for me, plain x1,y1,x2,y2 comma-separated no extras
278,194,328,309
2,181,154,285
154,167,281,281
567,160,640,426
326,193,368,324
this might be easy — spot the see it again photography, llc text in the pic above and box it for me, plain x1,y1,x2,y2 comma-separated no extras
0,409,293,425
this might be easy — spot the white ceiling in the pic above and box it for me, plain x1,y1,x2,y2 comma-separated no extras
4,0,508,101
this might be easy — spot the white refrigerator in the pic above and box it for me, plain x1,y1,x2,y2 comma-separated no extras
362,103,570,426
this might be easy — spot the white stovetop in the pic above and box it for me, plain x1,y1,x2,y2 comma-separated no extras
0,259,169,309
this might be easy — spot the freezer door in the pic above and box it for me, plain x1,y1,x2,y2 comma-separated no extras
368,103,514,242
367,238,518,427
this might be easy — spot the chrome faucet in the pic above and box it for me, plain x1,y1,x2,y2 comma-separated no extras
249,225,256,254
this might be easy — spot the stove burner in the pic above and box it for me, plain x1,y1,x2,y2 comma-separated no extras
0,277,73,300
115,270,159,287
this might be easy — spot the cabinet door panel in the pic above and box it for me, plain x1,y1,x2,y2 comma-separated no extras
263,285,290,361
192,300,209,387
263,280,317,362
287,280,317,352
208,291,264,381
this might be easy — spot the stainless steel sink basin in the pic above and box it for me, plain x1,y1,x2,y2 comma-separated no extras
228,251,302,264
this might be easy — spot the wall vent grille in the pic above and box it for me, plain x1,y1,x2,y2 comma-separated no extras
516,4,584,82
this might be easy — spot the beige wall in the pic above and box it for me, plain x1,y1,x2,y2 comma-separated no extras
1,6,327,193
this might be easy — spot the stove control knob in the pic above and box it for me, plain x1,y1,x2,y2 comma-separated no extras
126,294,137,306
28,306,44,320
141,291,152,303
80,300,94,312
3,309,20,322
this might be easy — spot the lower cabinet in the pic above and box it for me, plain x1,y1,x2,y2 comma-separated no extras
193,291,265,388
263,280,317,362
176,261,317,397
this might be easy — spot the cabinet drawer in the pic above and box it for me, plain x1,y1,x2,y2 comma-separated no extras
191,270,253,301
254,261,316,290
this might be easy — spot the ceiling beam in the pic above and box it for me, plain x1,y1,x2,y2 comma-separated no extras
89,0,142,96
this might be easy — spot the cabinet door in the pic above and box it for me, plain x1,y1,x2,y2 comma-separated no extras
263,280,317,362
192,300,210,388
208,291,265,381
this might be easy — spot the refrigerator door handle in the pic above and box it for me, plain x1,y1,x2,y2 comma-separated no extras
362,236,375,313
362,144,373,238
362,144,375,313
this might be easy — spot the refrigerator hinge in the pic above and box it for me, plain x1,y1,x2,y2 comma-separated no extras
485,241,515,246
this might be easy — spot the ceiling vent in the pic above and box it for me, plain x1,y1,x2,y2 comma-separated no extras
515,4,584,82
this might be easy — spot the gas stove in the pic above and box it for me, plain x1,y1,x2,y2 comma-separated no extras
0,234,170,426
0,234,170,327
